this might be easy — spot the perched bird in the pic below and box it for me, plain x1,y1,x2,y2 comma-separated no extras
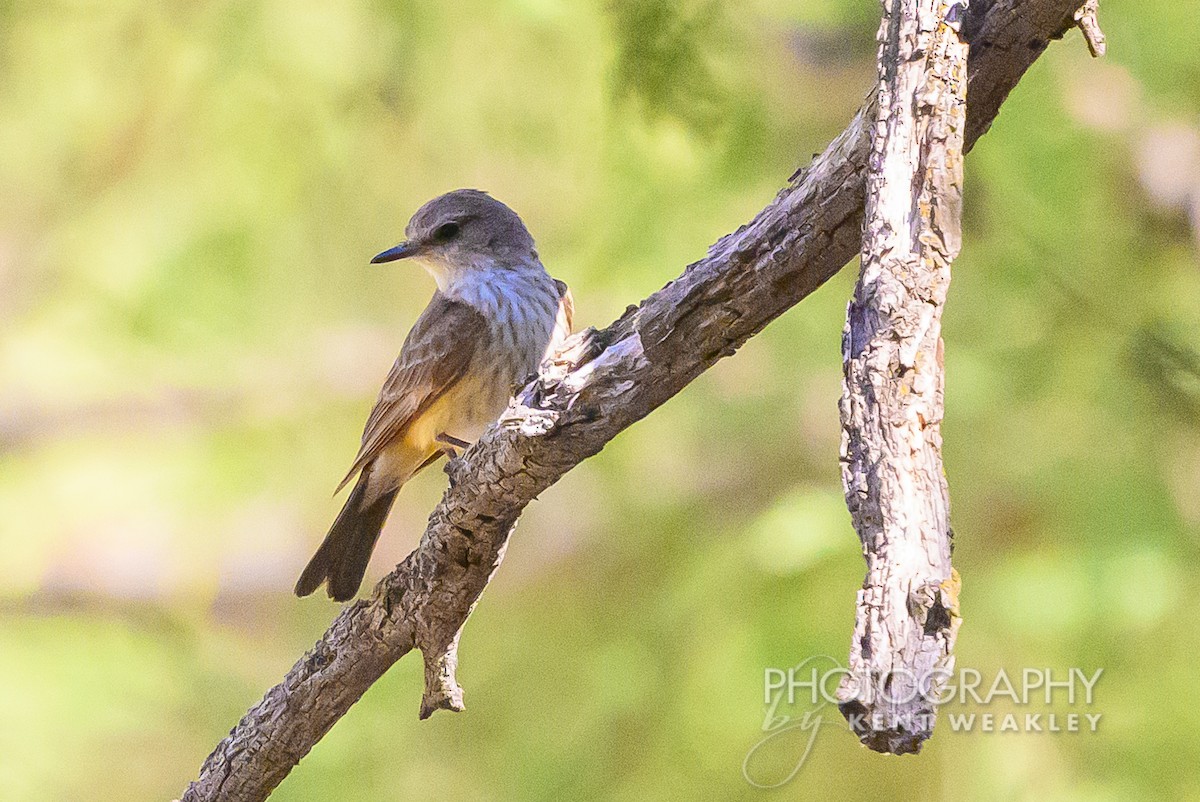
295,190,573,601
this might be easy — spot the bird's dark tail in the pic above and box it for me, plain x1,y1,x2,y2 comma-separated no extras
295,473,399,602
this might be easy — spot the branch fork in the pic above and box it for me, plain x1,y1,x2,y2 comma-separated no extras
182,4,1105,797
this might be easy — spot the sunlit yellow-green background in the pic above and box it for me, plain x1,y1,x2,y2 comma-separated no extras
2,0,1198,799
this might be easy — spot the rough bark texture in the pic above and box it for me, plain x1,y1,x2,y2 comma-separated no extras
183,3,1099,799
836,0,969,755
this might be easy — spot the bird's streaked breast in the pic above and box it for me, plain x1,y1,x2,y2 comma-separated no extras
422,260,562,444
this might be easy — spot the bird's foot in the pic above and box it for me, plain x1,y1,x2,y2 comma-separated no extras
435,432,472,459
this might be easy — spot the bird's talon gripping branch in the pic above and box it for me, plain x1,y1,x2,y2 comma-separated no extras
184,4,1102,796
294,190,574,604
435,432,471,459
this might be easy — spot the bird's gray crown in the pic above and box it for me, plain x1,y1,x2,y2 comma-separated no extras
406,189,535,258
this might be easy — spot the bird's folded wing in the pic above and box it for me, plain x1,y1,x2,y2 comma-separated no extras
336,293,488,492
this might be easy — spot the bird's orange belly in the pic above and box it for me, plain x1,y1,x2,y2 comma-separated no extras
403,374,511,458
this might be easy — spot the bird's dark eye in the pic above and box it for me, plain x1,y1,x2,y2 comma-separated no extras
433,222,461,242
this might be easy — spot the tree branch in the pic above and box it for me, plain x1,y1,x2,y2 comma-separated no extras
183,2,1097,799
836,0,969,755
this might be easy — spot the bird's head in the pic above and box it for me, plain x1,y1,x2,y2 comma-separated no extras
371,189,537,287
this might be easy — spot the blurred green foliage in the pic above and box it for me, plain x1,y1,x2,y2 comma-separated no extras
1,0,1198,799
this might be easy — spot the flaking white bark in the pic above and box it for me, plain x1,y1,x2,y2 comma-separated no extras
837,0,969,754
182,2,1104,798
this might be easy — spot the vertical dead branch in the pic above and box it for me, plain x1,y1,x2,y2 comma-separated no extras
837,0,968,753
179,3,1101,797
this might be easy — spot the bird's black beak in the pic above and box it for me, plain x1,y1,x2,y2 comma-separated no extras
370,241,421,264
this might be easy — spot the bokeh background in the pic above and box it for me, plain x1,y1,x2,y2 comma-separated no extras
2,0,1199,799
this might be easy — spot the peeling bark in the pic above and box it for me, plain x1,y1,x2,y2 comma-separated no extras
836,0,968,755
1074,0,1107,57
835,0,1104,756
182,2,1100,799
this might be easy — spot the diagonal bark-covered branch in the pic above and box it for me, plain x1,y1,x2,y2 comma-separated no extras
836,0,969,755
183,3,1097,799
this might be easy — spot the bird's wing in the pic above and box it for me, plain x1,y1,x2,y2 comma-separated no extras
336,293,488,492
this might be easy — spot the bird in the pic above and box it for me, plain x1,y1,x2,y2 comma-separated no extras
295,189,573,602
